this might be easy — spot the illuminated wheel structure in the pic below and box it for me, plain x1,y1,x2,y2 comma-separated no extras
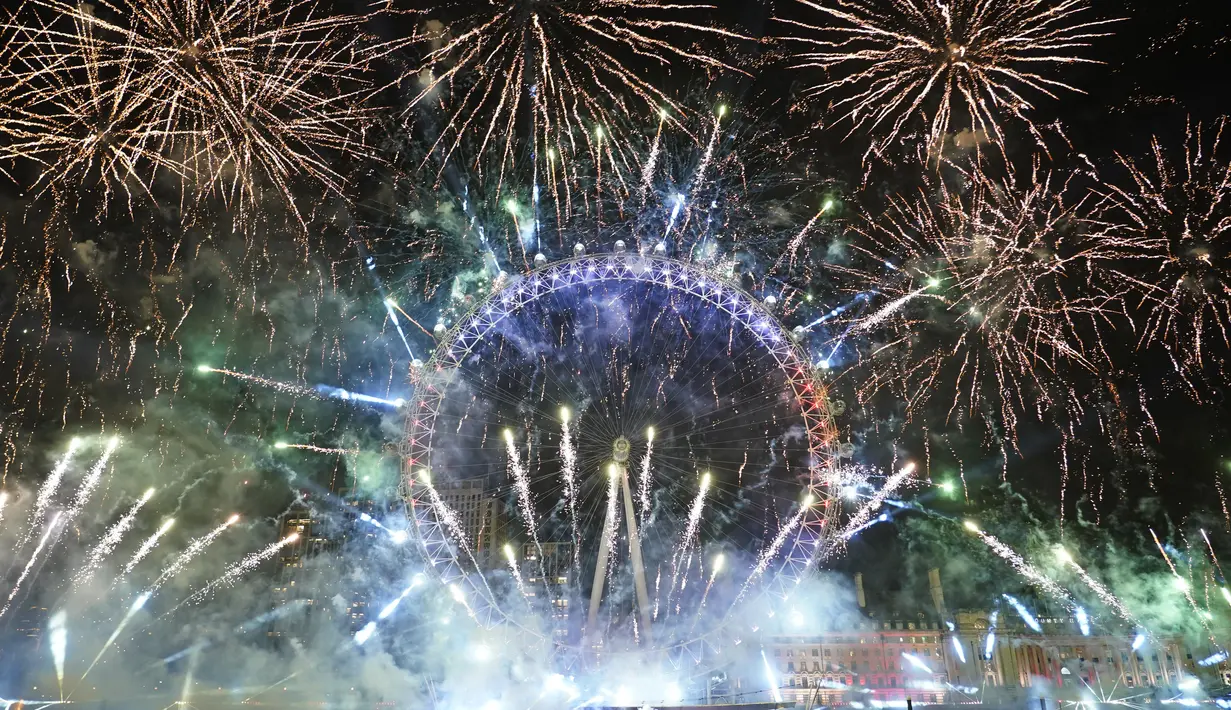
401,251,840,678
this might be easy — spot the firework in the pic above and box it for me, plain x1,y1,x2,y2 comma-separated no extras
832,168,1126,451
743,494,815,595
666,472,711,609
559,408,581,567
148,514,240,592
775,0,1116,162
273,442,358,455
181,532,300,606
1,0,373,217
1090,118,1231,384
120,518,176,578
61,437,120,526
504,543,529,601
0,511,63,619
504,429,545,568
638,426,655,532
49,610,67,696
1055,546,1139,627
384,0,748,184
1002,593,1042,632
983,609,998,658
839,461,915,543
1149,528,1210,629
963,520,1072,605
197,366,319,398
20,437,81,547
76,488,156,587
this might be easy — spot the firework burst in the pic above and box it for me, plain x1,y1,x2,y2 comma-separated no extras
1090,118,1231,387
1,0,373,219
776,0,1116,162
383,1,749,186
831,167,1126,449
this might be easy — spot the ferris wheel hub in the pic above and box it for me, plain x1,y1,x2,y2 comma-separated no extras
612,436,631,463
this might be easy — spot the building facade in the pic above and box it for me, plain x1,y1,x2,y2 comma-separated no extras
757,572,1219,707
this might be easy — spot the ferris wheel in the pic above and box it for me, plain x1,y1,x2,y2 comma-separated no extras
401,248,841,671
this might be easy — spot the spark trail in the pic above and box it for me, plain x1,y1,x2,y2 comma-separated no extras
559,409,581,569
197,366,318,398
777,199,835,272
180,533,300,606
76,488,156,587
274,442,358,455
691,553,725,631
668,473,711,607
504,544,529,601
21,438,81,547
638,426,654,531
504,430,545,567
1056,547,1139,626
964,521,1073,605
416,472,497,601
840,462,916,542
121,519,175,578
0,490,8,527
741,495,814,599
1,512,63,619
148,514,240,592
854,287,932,333
62,437,120,526
1150,528,1209,627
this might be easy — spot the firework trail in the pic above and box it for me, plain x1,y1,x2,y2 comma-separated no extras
274,442,358,455
983,609,999,658
689,109,725,196
964,521,1073,605
639,111,669,203
601,463,622,599
448,583,479,622
415,472,496,600
777,199,835,273
0,490,8,528
504,430,545,568
1055,547,1139,626
854,288,933,333
740,495,815,599
559,409,581,569
61,437,120,526
690,554,725,632
20,438,81,547
1,512,63,619
1150,528,1210,626
1202,529,1227,580
638,426,654,532
148,514,240,592
49,610,67,698
775,0,1116,163
504,544,529,601
668,473,711,606
75,488,156,587
79,591,153,685
1002,593,1042,632
120,518,175,578
179,533,300,607
840,462,915,542
197,366,318,398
